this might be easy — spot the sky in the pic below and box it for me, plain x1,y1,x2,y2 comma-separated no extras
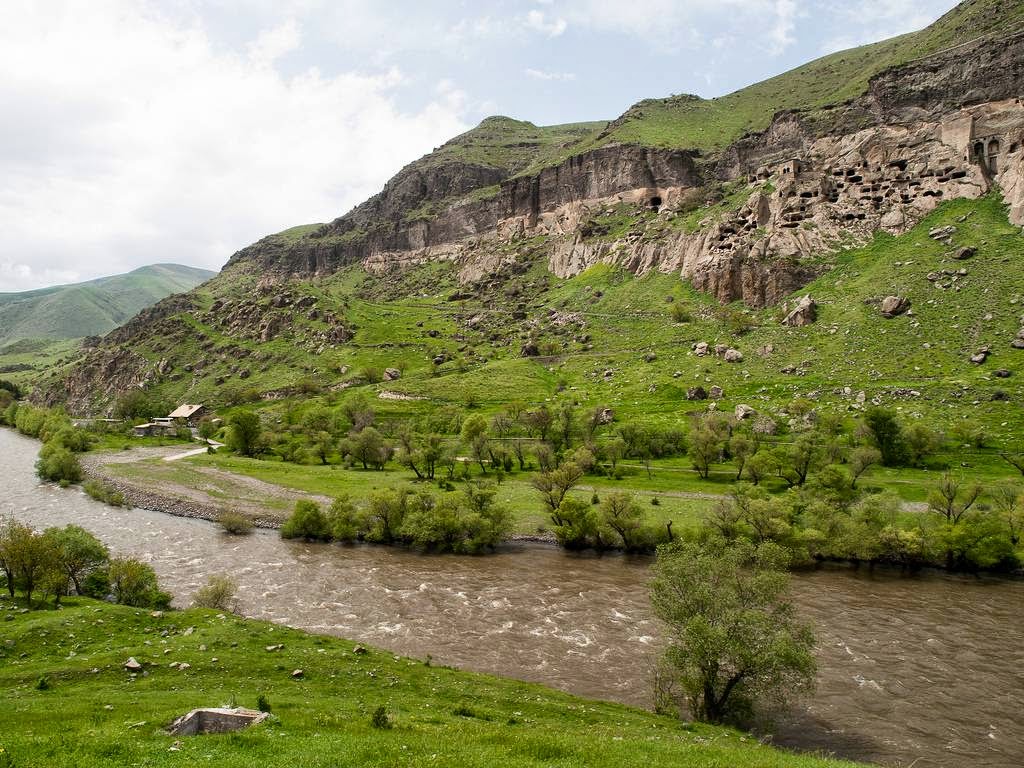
0,0,962,292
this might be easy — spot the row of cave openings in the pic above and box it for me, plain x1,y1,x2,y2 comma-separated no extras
972,137,1020,174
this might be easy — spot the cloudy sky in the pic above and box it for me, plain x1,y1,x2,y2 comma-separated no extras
0,0,960,292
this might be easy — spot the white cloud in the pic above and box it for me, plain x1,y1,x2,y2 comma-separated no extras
247,18,302,64
767,0,798,55
0,1,469,291
524,10,568,37
524,68,577,82
553,0,802,53
0,262,80,294
819,0,956,53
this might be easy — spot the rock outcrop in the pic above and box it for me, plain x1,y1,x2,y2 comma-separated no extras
222,24,1024,308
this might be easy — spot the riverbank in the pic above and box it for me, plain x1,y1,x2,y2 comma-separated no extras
7,426,1024,767
0,595,864,768
81,449,563,544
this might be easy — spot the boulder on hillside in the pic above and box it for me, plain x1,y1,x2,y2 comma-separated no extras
782,295,817,327
686,386,708,401
693,342,710,357
952,246,976,260
735,404,757,420
929,225,956,240
970,346,991,364
880,296,911,318
383,368,402,381
709,385,724,399
724,348,744,363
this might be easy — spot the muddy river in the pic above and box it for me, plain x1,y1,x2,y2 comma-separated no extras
2,429,1021,767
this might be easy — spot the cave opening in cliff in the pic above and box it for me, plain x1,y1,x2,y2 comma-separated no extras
648,196,662,211
988,139,1001,173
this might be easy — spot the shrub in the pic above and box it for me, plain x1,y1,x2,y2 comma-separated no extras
256,694,272,713
327,495,364,543
83,479,126,507
192,574,238,611
370,706,392,729
552,498,604,549
401,484,512,553
669,302,692,323
281,499,330,541
108,557,171,608
218,511,253,535
35,443,82,484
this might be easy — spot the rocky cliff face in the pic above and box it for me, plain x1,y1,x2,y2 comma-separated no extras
226,26,1024,308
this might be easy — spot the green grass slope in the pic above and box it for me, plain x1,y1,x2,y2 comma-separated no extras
0,596,862,768
419,116,607,174
0,264,215,346
101,194,1021,448
552,0,1024,157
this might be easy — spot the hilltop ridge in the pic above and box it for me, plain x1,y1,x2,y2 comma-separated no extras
0,264,215,346
33,0,1024,420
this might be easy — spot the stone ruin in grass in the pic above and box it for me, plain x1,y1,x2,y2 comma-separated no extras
167,707,269,736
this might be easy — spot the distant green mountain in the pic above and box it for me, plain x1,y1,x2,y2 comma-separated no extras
0,264,215,346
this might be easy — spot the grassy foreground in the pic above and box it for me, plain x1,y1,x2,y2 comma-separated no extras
0,596,863,768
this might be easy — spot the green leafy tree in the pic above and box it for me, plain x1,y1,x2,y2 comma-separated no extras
743,451,773,486
688,428,721,480
863,408,907,467
226,410,263,457
650,541,816,724
848,446,881,489
991,484,1024,546
531,462,583,525
927,473,984,569
461,413,490,473
598,492,647,551
0,521,61,605
35,443,83,484
903,423,942,467
327,495,365,543
43,525,109,595
113,390,171,422
198,416,220,442
344,426,392,470
552,497,604,549
108,557,170,608
728,434,755,481
773,433,821,488
363,488,415,544
281,499,331,541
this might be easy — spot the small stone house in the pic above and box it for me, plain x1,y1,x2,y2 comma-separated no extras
167,404,206,427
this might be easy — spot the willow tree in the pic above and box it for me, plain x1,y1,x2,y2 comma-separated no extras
650,540,815,724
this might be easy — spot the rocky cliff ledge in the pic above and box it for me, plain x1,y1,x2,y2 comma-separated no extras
223,26,1024,307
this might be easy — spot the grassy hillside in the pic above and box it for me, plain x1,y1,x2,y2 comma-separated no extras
85,194,1022,446
420,116,607,174
537,0,1024,160
0,264,215,346
0,596,863,768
